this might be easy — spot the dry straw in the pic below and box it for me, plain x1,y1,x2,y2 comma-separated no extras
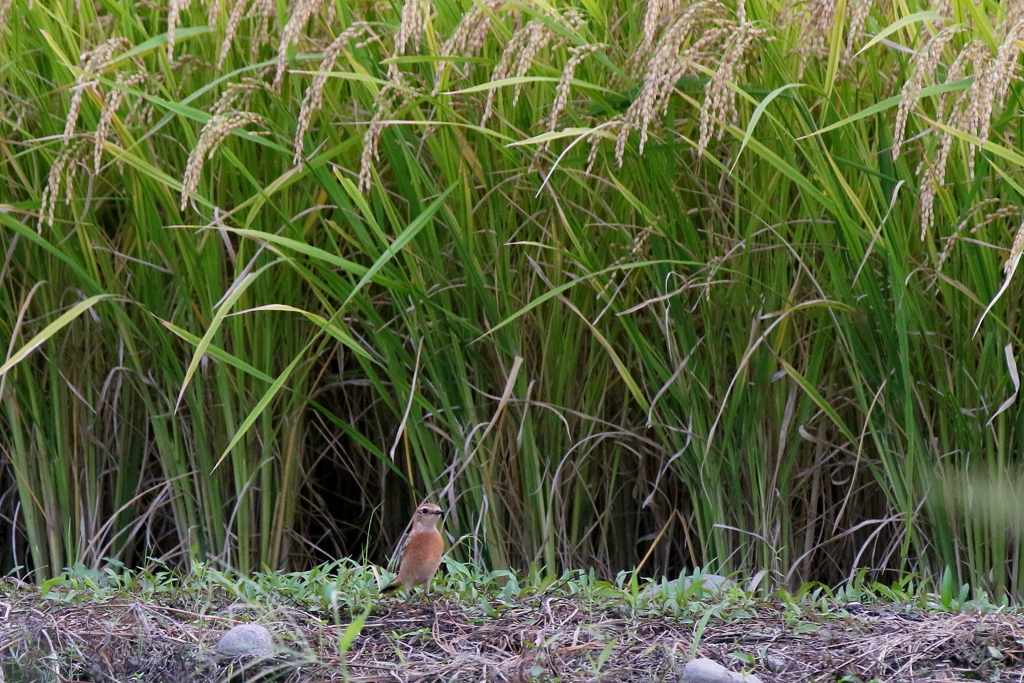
294,22,373,165
180,112,265,210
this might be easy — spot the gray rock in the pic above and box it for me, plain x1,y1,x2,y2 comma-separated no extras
215,623,276,658
681,658,763,683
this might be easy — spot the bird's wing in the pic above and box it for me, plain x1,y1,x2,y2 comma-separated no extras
389,532,410,573
398,534,410,562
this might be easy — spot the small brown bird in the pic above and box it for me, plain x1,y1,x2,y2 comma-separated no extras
381,503,445,597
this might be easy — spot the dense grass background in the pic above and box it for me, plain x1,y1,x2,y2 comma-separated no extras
2,0,1024,597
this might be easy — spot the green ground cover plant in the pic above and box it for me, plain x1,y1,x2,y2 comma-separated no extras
3,0,1024,602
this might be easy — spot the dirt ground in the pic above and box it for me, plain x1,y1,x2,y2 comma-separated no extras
1,579,1021,682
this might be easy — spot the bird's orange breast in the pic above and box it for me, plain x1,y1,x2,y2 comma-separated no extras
398,529,444,586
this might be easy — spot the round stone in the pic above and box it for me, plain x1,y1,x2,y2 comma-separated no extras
215,623,276,658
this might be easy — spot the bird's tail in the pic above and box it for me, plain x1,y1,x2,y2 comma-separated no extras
380,578,400,593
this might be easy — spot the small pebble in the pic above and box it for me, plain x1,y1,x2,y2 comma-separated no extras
765,656,788,673
681,658,763,683
215,623,276,658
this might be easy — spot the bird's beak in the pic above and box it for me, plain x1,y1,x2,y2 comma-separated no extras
436,509,445,516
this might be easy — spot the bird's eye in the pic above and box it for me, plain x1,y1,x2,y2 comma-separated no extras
418,508,427,514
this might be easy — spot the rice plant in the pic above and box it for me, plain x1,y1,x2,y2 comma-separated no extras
2,0,1024,600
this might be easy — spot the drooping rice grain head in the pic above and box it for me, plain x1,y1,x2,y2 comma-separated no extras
981,21,1023,126
931,0,951,20
93,72,147,174
1007,2,1024,28
433,0,503,94
481,22,532,127
481,9,583,127
515,9,584,106
948,21,1022,178
937,200,1007,271
168,0,195,63
534,44,602,163
217,0,249,70
547,44,601,135
212,78,274,115
918,163,938,240
63,81,94,148
124,75,158,129
936,40,984,124
892,24,962,161
391,0,433,80
396,0,431,53
62,38,134,149
586,120,619,175
250,0,275,62
0,0,12,32
1004,214,1024,278
845,0,875,59
635,0,681,70
698,22,763,154
616,1,726,165
39,141,86,231
358,86,399,192
180,112,265,210
206,0,221,26
513,21,559,104
294,22,373,165
273,0,325,91
798,0,836,77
